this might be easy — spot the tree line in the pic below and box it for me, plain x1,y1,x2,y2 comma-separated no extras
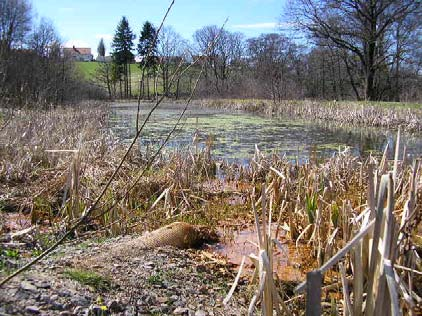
100,0,421,102
0,0,105,108
1,0,421,106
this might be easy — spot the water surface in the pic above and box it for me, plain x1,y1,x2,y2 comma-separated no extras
108,102,422,163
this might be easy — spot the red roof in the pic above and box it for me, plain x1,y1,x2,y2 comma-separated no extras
63,46,92,55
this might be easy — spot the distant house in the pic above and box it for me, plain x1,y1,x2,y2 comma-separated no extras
63,46,93,62
96,55,112,62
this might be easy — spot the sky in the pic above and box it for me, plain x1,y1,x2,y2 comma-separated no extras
31,0,290,56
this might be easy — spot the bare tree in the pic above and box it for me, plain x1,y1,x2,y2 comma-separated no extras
248,33,302,101
95,62,119,99
194,26,244,95
289,0,420,100
157,26,187,97
0,0,31,55
0,0,31,95
28,18,60,56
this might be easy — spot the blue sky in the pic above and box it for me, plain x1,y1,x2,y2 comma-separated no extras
32,0,289,55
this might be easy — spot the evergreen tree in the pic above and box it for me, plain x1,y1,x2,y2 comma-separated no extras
111,16,135,98
137,21,159,99
138,21,158,68
97,38,105,58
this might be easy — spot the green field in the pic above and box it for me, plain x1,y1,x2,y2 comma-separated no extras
75,62,143,80
75,61,160,96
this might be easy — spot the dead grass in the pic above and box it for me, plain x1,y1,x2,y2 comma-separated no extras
199,99,422,132
1,104,421,314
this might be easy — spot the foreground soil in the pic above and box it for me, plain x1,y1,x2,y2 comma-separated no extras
0,235,250,316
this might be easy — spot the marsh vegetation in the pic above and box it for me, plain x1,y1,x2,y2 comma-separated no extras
0,100,421,314
1,0,421,314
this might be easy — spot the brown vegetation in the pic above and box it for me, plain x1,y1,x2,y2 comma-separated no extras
0,103,420,313
199,98,422,132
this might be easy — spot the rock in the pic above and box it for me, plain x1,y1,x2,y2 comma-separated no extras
195,310,207,316
40,294,50,302
35,281,51,289
88,304,109,316
71,295,90,307
173,307,189,315
169,295,179,302
58,289,71,297
124,306,136,316
20,281,37,292
157,296,168,303
50,301,65,311
25,306,40,314
59,311,73,316
10,226,35,241
107,300,124,313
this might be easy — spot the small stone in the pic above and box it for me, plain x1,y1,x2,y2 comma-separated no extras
132,257,142,263
157,297,169,303
71,295,90,307
124,306,136,316
25,306,40,314
88,304,109,316
58,289,71,297
108,300,124,313
51,301,65,311
173,307,189,315
195,310,207,316
36,281,51,289
59,312,73,316
20,281,37,292
40,294,50,302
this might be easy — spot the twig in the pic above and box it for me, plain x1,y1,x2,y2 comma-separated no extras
0,1,176,288
295,218,375,293
223,256,246,305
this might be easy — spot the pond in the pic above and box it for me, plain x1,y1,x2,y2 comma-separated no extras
108,102,422,163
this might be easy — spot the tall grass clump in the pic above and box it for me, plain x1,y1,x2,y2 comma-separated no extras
223,135,421,315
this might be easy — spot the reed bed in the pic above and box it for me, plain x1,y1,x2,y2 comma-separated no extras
199,99,422,132
0,104,220,236
1,105,421,314
224,137,421,315
0,103,118,214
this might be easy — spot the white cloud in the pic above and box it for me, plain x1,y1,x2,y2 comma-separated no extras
232,22,293,29
95,34,113,41
64,40,90,48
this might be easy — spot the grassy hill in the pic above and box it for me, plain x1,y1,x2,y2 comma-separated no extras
75,62,143,81
75,61,159,95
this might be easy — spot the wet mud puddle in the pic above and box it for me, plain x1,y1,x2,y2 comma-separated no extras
207,223,314,282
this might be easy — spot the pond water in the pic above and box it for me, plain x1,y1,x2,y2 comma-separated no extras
108,102,422,163
207,223,312,282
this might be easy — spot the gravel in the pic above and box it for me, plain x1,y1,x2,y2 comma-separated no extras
0,235,249,315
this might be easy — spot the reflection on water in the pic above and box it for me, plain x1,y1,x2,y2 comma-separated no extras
207,224,311,282
108,102,422,163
